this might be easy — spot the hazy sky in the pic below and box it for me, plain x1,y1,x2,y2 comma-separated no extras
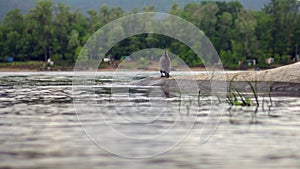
0,0,271,20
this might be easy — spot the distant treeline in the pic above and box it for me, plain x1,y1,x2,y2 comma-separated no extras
0,0,299,69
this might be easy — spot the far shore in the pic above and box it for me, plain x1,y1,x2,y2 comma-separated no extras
0,65,263,72
1,62,299,84
0,67,208,72
0,60,286,72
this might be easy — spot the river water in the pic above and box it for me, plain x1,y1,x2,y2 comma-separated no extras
0,72,299,169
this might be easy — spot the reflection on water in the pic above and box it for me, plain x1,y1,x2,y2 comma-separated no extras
0,72,300,168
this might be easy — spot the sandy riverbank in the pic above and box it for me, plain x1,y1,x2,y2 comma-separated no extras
193,62,300,83
130,62,300,94
1,62,299,83
0,66,208,72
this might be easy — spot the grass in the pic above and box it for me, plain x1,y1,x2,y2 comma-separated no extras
226,84,257,107
226,76,261,107
0,61,74,71
225,77,274,123
0,61,45,70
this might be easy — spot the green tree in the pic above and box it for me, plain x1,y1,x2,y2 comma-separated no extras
87,9,99,34
2,9,25,60
216,12,233,51
169,2,182,16
28,0,54,61
264,0,300,61
98,5,110,27
235,9,258,60
53,3,73,60
1,0,299,69
66,29,80,62
227,1,243,20
108,7,124,21
183,3,219,42
71,10,89,45
142,5,156,12
254,11,273,52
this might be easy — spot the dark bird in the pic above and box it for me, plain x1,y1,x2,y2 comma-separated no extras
159,48,171,78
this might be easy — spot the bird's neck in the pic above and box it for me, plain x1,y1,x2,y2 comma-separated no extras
164,51,168,58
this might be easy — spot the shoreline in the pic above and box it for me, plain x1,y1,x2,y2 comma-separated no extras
1,62,299,83
0,67,209,72
0,66,260,72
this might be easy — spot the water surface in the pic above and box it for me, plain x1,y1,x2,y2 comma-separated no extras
0,72,299,168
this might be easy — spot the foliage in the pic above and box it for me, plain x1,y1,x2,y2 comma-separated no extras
0,0,299,69
0,61,45,69
226,80,259,107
